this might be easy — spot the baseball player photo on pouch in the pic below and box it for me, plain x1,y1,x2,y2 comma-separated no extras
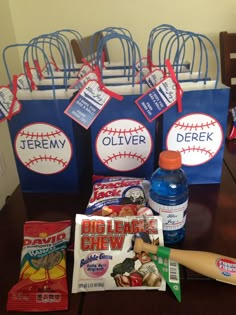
111,232,162,288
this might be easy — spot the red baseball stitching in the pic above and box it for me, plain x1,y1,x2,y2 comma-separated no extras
101,125,145,136
103,152,146,165
174,120,217,130
25,155,67,168
19,129,62,139
179,146,214,157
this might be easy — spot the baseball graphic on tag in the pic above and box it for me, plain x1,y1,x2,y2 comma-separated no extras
96,119,152,171
15,122,72,174
166,113,223,166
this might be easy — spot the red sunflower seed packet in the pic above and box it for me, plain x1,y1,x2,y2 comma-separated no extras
7,220,71,312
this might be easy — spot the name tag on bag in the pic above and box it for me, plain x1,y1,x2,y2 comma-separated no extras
135,76,182,122
65,80,112,129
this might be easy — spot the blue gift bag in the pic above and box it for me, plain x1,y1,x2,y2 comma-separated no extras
7,89,91,193
90,33,159,178
161,30,230,184
3,44,91,193
90,86,158,178
162,85,230,184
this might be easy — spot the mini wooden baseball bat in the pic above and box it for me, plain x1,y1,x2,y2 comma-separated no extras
134,239,236,285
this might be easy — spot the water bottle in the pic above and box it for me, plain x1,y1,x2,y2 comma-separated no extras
148,150,188,244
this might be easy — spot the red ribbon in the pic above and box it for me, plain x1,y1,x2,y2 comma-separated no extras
24,61,37,91
93,65,123,101
33,59,44,79
165,59,183,112
49,56,60,71
7,75,20,120
147,48,156,71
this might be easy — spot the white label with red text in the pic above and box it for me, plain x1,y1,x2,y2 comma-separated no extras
148,199,188,230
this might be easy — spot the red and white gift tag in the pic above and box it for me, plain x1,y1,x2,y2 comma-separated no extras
0,86,21,122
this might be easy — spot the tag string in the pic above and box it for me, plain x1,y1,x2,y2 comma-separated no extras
81,58,93,70
165,59,183,112
102,51,107,69
24,61,37,91
147,48,155,71
93,65,123,101
33,59,45,79
8,75,19,120
49,56,60,71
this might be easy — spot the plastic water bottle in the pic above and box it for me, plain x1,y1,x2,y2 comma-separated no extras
148,150,188,244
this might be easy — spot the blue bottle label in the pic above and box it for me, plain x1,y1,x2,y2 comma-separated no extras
148,199,188,231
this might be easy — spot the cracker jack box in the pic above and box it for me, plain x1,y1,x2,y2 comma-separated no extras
72,214,180,294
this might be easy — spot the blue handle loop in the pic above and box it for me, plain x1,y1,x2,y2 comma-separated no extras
90,27,133,69
148,24,177,63
167,31,210,84
148,25,219,87
96,32,143,92
148,24,176,52
158,29,181,68
167,31,196,74
28,34,68,72
104,26,133,39
148,25,196,73
103,27,133,68
48,32,74,77
29,33,70,78
54,29,84,71
149,26,189,71
89,29,110,65
161,30,196,76
148,25,179,69
27,35,69,88
170,28,219,86
176,32,205,81
195,33,220,88
30,30,85,75
101,30,131,71
2,43,56,97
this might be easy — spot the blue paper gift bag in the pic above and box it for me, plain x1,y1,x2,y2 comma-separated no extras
4,43,91,193
7,89,91,193
90,84,159,178
162,82,230,184
90,33,160,178
157,28,230,184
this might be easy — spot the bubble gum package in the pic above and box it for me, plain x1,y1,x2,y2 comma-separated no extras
7,220,71,312
72,214,166,293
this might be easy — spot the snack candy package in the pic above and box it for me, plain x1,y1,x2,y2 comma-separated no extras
7,220,71,312
85,176,149,216
72,214,167,292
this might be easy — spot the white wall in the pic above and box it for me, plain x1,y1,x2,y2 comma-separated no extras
8,0,236,51
1,0,235,207
0,0,20,209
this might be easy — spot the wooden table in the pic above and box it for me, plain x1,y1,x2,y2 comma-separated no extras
0,139,236,315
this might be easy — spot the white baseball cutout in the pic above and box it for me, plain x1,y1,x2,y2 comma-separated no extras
96,119,153,171
166,113,223,166
15,122,72,174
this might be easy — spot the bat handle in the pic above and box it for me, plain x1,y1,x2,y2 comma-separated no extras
134,238,158,254
134,239,170,259
134,239,236,285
